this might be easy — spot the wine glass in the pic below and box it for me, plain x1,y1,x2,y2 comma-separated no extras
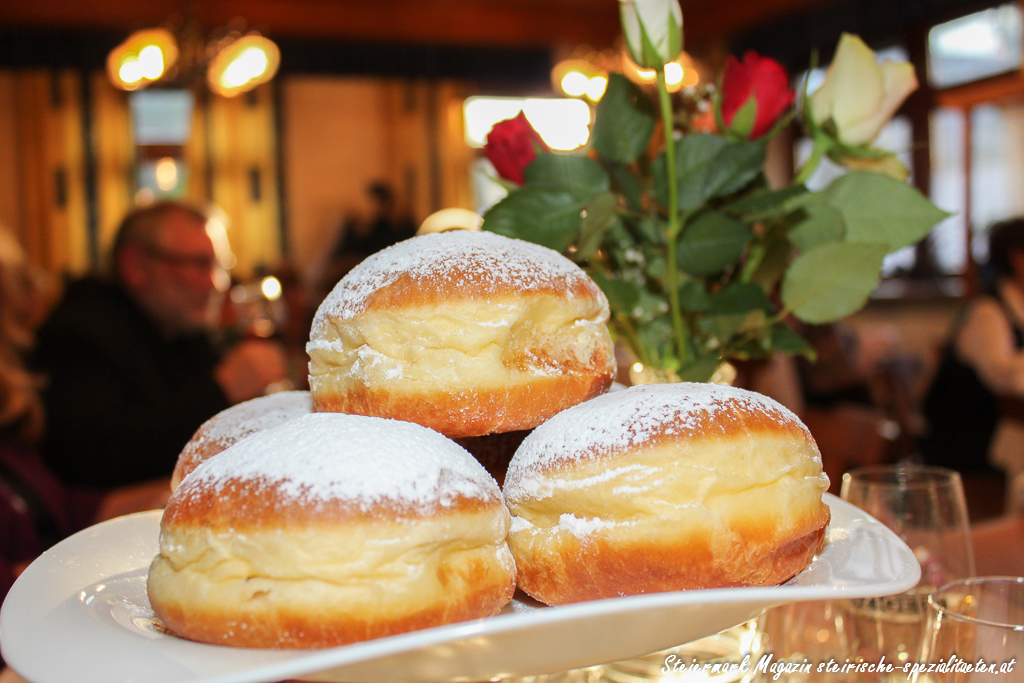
914,576,1024,682
839,464,976,680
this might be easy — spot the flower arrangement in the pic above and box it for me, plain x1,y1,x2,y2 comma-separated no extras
481,0,948,383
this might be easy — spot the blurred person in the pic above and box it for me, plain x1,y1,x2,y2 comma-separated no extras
921,217,1024,507
31,201,287,499
0,226,78,630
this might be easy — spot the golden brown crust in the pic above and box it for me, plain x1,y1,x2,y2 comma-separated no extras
149,504,516,648
160,474,502,530
306,231,616,438
149,570,515,648
148,412,517,649
511,509,829,605
359,267,604,312
313,372,612,438
503,383,832,605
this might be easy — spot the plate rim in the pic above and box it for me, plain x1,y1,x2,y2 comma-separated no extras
0,493,921,683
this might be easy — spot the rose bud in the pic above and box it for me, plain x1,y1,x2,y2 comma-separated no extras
808,33,918,146
720,51,794,140
483,112,549,186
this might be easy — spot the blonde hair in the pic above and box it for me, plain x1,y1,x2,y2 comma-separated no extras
0,227,49,443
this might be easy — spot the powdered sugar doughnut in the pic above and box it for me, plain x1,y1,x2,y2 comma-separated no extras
504,382,830,605
306,230,615,438
148,412,516,648
170,390,314,491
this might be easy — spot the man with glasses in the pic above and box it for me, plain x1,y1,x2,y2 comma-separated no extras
31,201,288,518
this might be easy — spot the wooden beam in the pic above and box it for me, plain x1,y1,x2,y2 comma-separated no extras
0,0,622,49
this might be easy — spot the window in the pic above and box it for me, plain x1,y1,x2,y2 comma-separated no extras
129,88,194,201
928,4,1023,88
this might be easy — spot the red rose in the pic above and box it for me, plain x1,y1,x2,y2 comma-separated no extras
720,51,794,140
483,112,549,185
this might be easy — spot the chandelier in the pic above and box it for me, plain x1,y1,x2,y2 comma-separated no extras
107,16,280,97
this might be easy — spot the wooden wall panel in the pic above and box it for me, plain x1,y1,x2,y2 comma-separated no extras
0,70,90,278
204,84,282,280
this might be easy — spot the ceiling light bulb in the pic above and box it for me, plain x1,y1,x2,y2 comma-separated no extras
634,67,657,83
560,71,590,97
154,157,178,191
664,62,684,86
221,47,269,88
208,34,280,97
260,276,282,300
118,57,144,85
107,27,178,91
137,45,166,80
586,75,608,101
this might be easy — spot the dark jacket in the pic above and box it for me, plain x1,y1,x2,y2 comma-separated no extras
31,278,230,490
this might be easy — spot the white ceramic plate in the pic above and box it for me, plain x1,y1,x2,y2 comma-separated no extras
0,494,919,683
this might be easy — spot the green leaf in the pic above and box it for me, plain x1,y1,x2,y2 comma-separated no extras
577,192,619,260
788,202,846,252
634,216,667,246
704,140,767,200
653,134,725,208
654,134,766,211
748,234,792,292
676,211,752,276
781,242,888,324
725,185,808,221
636,317,677,369
644,247,668,281
608,163,644,211
701,283,772,345
590,270,639,313
592,73,656,165
677,353,723,383
707,282,773,314
702,312,752,344
770,323,816,359
483,186,583,253
678,280,710,311
524,154,610,202
726,95,757,140
819,171,951,252
633,287,668,320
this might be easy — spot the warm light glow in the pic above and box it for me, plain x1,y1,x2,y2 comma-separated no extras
137,45,166,79
463,97,592,150
220,47,269,88
633,66,657,83
522,99,592,151
560,71,591,98
207,34,280,97
107,28,178,91
621,46,700,92
586,75,608,101
664,62,684,86
154,157,178,191
118,58,144,85
260,276,282,300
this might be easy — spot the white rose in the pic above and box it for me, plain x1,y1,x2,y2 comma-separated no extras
809,33,918,145
619,0,683,70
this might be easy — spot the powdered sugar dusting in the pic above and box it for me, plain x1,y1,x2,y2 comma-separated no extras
186,391,313,453
176,412,498,511
505,383,809,500
311,230,598,324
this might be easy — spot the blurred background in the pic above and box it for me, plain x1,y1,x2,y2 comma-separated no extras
2,0,1024,515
